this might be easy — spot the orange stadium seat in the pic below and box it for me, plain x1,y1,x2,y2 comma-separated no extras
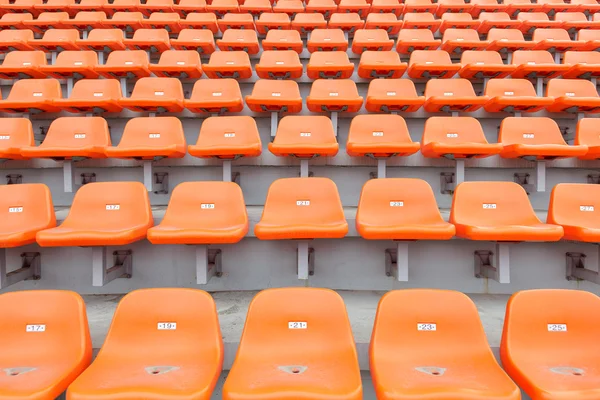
562,51,600,78
477,12,520,34
95,50,151,79
450,181,564,241
180,13,218,33
539,0,579,14
245,79,303,113
304,0,338,18
0,50,47,79
255,50,303,79
485,28,535,52
185,78,244,114
174,0,207,16
470,0,507,16
20,117,109,160
139,12,181,33
533,28,587,51
437,0,470,14
254,178,348,240
69,0,109,14
501,290,600,400
439,13,480,33
170,29,215,54
64,11,107,32
365,78,425,113
358,51,407,79
395,29,440,54
188,115,261,158
22,12,69,32
546,78,600,113
105,116,186,160
291,13,327,33
217,29,259,54
222,288,361,400
459,50,515,79
441,28,487,54
573,0,600,13
148,182,248,245
0,79,61,113
76,28,126,51
124,29,171,53
0,0,42,14
405,0,437,14
307,51,354,79
29,28,80,52
328,13,364,33
421,116,503,159
370,0,403,15
217,13,255,31
424,78,489,113
307,28,348,52
338,0,370,16
103,0,141,15
67,288,223,400
262,29,304,52
579,28,600,51
517,12,562,34
104,11,143,32
36,181,152,247
241,0,272,17
0,13,34,30
144,0,174,14
407,50,461,79
499,117,587,160
402,12,440,31
505,0,541,16
148,50,203,79
255,13,290,34
556,11,600,31
269,115,338,158
484,78,554,112
351,28,393,54
206,0,240,16
511,50,569,79
576,118,600,159
39,50,99,79
0,118,34,161
119,77,184,113
273,0,305,16
0,291,91,399
346,114,420,157
370,290,519,400
307,79,363,113
547,184,600,242
52,80,123,113
364,13,403,35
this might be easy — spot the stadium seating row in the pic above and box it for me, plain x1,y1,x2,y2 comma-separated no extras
1,287,598,400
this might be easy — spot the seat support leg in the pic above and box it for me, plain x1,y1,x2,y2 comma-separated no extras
535,160,546,192
536,77,544,97
385,242,409,282
0,250,41,289
67,78,74,97
92,247,132,287
514,111,522,118
271,111,278,138
451,111,458,117
300,159,309,178
51,51,57,64
474,243,510,283
120,77,127,97
223,159,232,182
63,160,74,193
593,77,597,87
554,52,561,64
296,241,314,280
377,159,386,178
143,160,154,191
483,77,489,92
455,159,465,186
98,51,104,65
195,245,222,285
578,112,585,121
566,248,600,284
331,112,338,136
82,31,88,40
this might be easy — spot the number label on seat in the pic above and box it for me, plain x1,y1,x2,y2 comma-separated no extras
93,92,104,97
390,201,404,207
149,133,161,139
157,322,177,330
523,133,535,139
8,207,23,213
106,204,120,210
300,132,311,137
548,323,567,332
26,324,46,332
417,323,436,331
288,322,307,329
446,133,458,138
580,205,595,212
372,131,384,136
0,135,10,140
272,92,281,97
296,200,310,206
201,203,215,209
329,92,339,97
212,92,222,97
482,203,497,209
386,91,396,96
154,91,164,96
504,91,514,96
224,133,236,138
74,134,86,139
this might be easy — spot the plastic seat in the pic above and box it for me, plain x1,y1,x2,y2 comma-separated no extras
69,0,109,14
95,50,150,79
546,79,600,113
173,0,207,16
0,79,61,113
328,13,364,33
255,50,303,79
307,28,347,52
206,0,240,17
0,290,91,399
404,0,437,14
395,29,440,54
40,50,99,79
104,11,143,32
364,13,403,35
439,13,480,33
272,0,305,16
307,79,363,113
539,0,578,15
203,51,252,79
484,78,553,113
76,28,126,51
517,12,562,34
563,51,600,80
148,182,248,244
22,12,69,32
338,0,370,16
245,79,302,113
180,13,218,33
64,11,107,32
188,116,260,159
170,29,215,54
501,289,600,400
370,0,403,16
346,114,420,157
103,0,140,15
505,0,541,16
217,29,259,54
421,116,502,159
255,13,290,34
223,288,361,399
370,289,519,400
67,288,222,400
29,28,80,52
148,50,203,79
20,117,110,160
485,28,535,52
139,12,181,33
511,50,569,79
262,29,303,52
351,28,393,54
144,0,174,14
269,115,338,158
573,0,600,13
304,0,338,18
438,0,470,14
499,117,587,160
579,28,600,51
556,12,600,32
291,13,327,34
119,77,183,113
547,184,600,241
241,0,272,17
477,12,520,34
0,118,34,160
402,12,441,31
576,118,600,159
217,13,255,31
0,13,34,30
124,29,171,53
407,50,461,79
0,50,46,79
307,51,354,79
365,78,425,112
358,51,407,79
441,28,487,54
470,0,507,17
52,80,123,114
458,50,515,79
424,78,488,113
533,28,587,51
0,0,42,14
185,79,244,114
105,116,186,160
450,181,564,241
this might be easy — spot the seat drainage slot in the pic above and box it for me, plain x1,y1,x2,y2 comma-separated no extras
4,367,36,377
415,366,446,376
278,365,308,374
145,366,180,375
550,367,585,376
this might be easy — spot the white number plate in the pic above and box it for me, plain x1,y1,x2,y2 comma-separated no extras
26,324,46,332
106,204,120,210
74,134,86,139
390,201,404,207
0,135,10,140
300,132,311,137
548,324,567,332
288,322,307,329
483,203,497,209
8,207,23,213
224,133,235,138
417,323,436,331
296,200,310,206
201,203,215,209
372,131,384,136
523,133,535,139
157,322,177,330
580,205,595,212
446,133,458,138
149,133,161,139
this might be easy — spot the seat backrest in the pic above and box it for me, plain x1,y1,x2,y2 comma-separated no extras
548,183,600,229
129,77,184,100
39,28,79,41
0,183,55,239
176,28,214,41
424,78,477,98
86,28,124,41
512,49,555,65
479,12,512,21
157,49,200,66
5,79,62,102
460,50,503,65
131,28,169,41
423,116,489,145
195,115,260,150
72,11,107,21
0,30,34,43
576,118,600,146
485,78,538,97
499,117,567,145
68,79,121,102
259,49,301,66
250,79,301,99
118,116,184,148
546,78,599,98
564,51,600,65
53,50,98,67
555,11,587,22
0,118,34,151
441,13,474,21
578,29,600,41
147,12,179,21
487,28,526,41
517,11,550,21
348,114,413,143
40,116,111,148
398,28,436,41
442,28,480,42
221,28,258,42
0,13,33,22
105,49,148,66
309,50,350,64
2,50,46,67
409,50,452,65
309,79,360,98
111,11,143,21
532,28,571,41
188,78,241,100
36,12,69,21
276,115,335,143
403,11,434,21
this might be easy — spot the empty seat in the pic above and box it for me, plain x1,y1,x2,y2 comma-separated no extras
539,0,579,14
188,116,261,159
546,79,600,113
36,181,152,247
576,118,600,159
364,13,403,35
124,29,171,53
95,50,150,79
351,28,394,54
307,79,363,113
338,0,370,16
346,114,420,157
67,288,223,400
365,79,425,113
174,0,207,16
395,29,441,54
0,50,46,79
0,184,55,247
70,0,108,14
402,12,441,31
0,118,34,160
39,50,99,79
370,289,519,400
499,117,587,160
22,12,70,33
0,79,61,113
256,50,303,79
304,0,338,18
547,184,600,241
439,13,480,33
291,13,327,34
579,28,600,51
436,0,470,14
273,0,304,16
517,12,562,34
104,11,143,32
170,29,215,54
241,0,273,18
556,11,599,31
29,28,80,52
307,28,347,52
562,51,600,79
64,11,107,31
262,29,304,53
217,13,255,31
328,13,364,33
405,0,437,13
185,78,244,114
484,78,553,112
511,50,569,79
0,13,34,30
0,290,91,398
223,288,361,399
206,0,240,17
20,117,110,159
119,77,184,113
52,80,123,113
307,51,354,79
572,0,600,13
421,116,503,159
501,289,600,400
441,28,487,54
269,115,338,158
358,51,407,79
0,0,42,14
180,12,218,33
449,181,563,241
148,50,203,79
105,116,186,160
246,79,302,113
148,182,248,244
505,0,541,15
217,29,260,54
103,0,141,15
76,28,126,52
459,50,515,79
485,28,535,52
255,12,290,34
533,28,586,51
144,0,175,14
477,12,520,34
424,78,488,113
139,12,181,33
470,0,507,16
370,0,403,16
407,50,461,79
